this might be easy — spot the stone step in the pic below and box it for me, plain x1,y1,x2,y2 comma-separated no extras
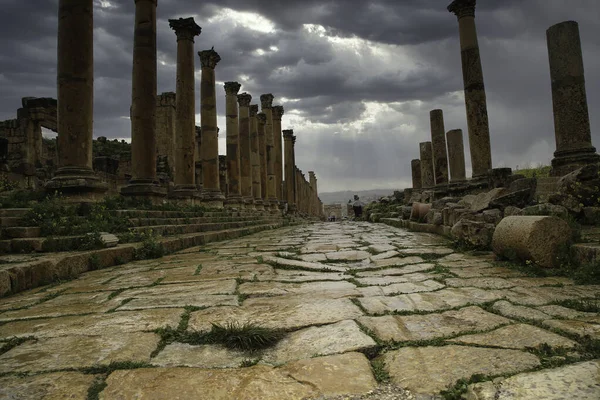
0,221,285,297
130,219,279,237
571,243,600,265
113,209,268,218
0,208,30,217
1,226,41,239
128,215,272,227
0,217,24,227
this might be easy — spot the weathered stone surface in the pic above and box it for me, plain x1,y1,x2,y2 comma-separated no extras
358,306,509,342
445,277,515,289
382,345,540,395
492,300,552,322
372,256,426,268
0,372,97,400
188,297,364,331
262,320,376,364
536,304,599,320
258,269,345,282
369,250,399,260
356,263,435,277
523,203,568,218
265,256,346,272
466,360,600,400
492,216,572,268
542,319,600,339
0,309,183,339
470,188,509,212
0,333,159,373
449,324,577,349
238,281,359,298
152,343,252,368
451,220,495,249
325,250,371,261
377,280,445,295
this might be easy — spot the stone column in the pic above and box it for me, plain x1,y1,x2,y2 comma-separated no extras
430,109,449,185
411,159,422,189
447,129,467,182
448,0,492,179
169,17,201,199
547,21,600,176
238,93,253,207
194,126,202,188
250,105,263,210
156,92,176,180
261,94,278,210
419,141,434,188
283,129,296,211
257,112,268,204
224,81,242,205
198,49,223,207
272,105,284,203
309,171,318,216
218,155,227,196
121,0,166,200
46,0,107,199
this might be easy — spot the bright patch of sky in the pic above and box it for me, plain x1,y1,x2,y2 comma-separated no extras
208,9,275,34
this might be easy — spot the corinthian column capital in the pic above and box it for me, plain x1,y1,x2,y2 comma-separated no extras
198,49,221,69
224,81,241,95
448,0,476,19
283,129,294,139
238,93,252,107
169,17,201,41
260,93,274,109
250,104,259,116
272,105,284,120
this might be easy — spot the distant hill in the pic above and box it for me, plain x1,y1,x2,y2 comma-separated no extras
319,189,396,205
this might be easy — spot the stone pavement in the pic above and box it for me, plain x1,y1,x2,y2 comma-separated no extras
0,222,599,399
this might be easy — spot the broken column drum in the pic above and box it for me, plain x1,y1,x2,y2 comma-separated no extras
446,129,467,182
419,141,435,188
430,109,449,185
411,159,422,189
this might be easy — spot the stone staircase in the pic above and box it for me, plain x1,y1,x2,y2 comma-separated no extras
534,176,560,203
0,207,293,297
571,225,600,265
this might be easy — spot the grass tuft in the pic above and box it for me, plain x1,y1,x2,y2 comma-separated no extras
205,322,285,350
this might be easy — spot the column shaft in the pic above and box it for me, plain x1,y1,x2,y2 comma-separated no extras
446,129,467,182
283,130,295,209
261,94,277,209
224,82,242,203
411,159,422,189
238,93,253,205
257,112,268,202
419,141,435,188
272,106,284,202
430,109,449,185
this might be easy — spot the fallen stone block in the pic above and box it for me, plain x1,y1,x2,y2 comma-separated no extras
492,216,572,268
451,220,495,249
523,203,568,218
471,188,509,212
410,202,431,223
489,189,533,210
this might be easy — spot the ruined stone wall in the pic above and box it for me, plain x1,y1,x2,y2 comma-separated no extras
324,204,343,219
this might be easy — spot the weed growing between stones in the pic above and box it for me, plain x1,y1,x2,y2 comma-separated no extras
555,298,600,313
525,343,574,368
86,376,108,400
440,373,490,400
88,253,101,271
134,233,165,260
240,358,260,367
0,336,36,356
82,361,153,375
193,264,203,275
206,322,285,350
370,359,391,383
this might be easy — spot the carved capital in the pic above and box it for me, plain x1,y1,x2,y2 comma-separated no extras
237,93,252,107
260,94,274,109
256,113,267,124
169,17,201,41
283,129,294,140
272,105,284,120
198,49,221,69
224,81,241,96
292,135,297,145
249,104,259,116
448,0,476,19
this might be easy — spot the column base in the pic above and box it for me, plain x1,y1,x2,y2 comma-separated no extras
550,147,600,177
224,194,243,209
45,166,108,202
169,185,202,204
241,197,255,210
253,199,265,211
201,189,225,209
121,180,167,204
266,198,279,213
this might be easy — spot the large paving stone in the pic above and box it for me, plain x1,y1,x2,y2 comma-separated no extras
369,250,399,260
358,306,510,342
397,247,454,256
505,286,584,306
449,266,526,278
356,263,435,277
492,300,552,322
152,343,252,368
262,320,376,365
445,277,516,289
357,287,504,315
264,256,346,272
371,256,426,268
257,269,346,282
325,250,371,261
0,371,97,399
542,319,600,339
188,297,364,331
466,360,600,400
382,345,540,395
0,308,183,339
238,281,359,298
0,333,159,373
448,324,577,349
536,304,600,320
363,280,446,296
101,353,376,400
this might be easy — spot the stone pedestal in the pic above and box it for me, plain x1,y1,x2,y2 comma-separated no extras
250,105,263,210
547,21,600,176
447,129,467,182
224,82,242,206
46,0,108,200
198,49,224,208
448,0,492,179
283,129,296,211
261,94,278,211
419,141,435,188
121,0,166,201
238,93,253,208
411,159,422,189
169,17,202,202
272,105,284,202
430,109,449,185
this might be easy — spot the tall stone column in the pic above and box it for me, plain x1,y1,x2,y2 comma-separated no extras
294,167,301,211
411,159,422,189
430,109,449,185
156,92,176,180
47,0,107,199
121,0,165,200
257,112,268,203
419,141,435,188
283,129,296,211
547,21,600,176
447,129,467,182
194,126,202,188
261,94,278,210
309,171,318,216
238,93,253,207
448,0,492,179
224,81,242,205
250,105,263,210
169,17,201,199
272,105,284,203
198,49,223,207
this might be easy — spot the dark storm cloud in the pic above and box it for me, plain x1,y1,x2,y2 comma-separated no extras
1,0,599,192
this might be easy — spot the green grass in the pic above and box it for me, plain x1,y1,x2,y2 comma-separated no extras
205,322,285,350
370,359,390,383
554,299,600,313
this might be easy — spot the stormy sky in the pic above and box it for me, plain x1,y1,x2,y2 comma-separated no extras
1,0,599,193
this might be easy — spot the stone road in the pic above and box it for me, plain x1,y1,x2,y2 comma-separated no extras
0,222,599,399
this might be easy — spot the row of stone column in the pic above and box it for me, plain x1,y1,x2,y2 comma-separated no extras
410,0,598,190
293,167,323,217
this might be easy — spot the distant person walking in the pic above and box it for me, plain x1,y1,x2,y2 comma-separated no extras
352,195,364,219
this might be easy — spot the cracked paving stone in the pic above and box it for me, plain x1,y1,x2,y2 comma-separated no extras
492,300,552,322
325,250,372,261
358,306,510,342
356,263,435,277
369,256,426,269
448,323,578,349
541,319,600,339
264,256,347,272
257,269,346,282
238,281,359,298
536,305,600,320
151,343,254,369
360,280,445,296
382,345,540,395
445,277,516,290
0,372,98,399
0,333,159,373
